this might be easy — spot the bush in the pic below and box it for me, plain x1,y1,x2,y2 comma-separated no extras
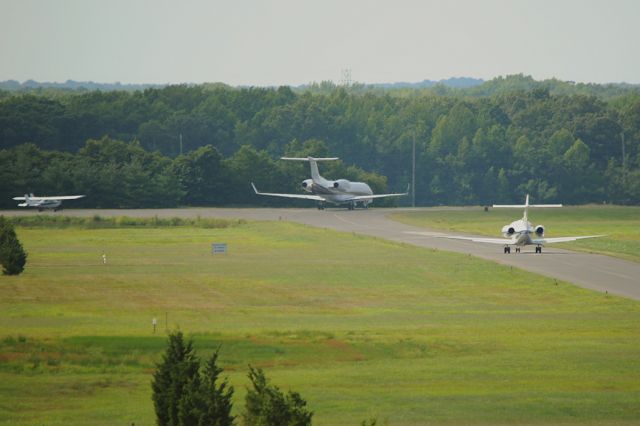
152,331,234,426
243,365,313,426
152,331,200,426
0,216,27,275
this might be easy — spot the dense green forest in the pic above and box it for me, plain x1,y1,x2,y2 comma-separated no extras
1,75,639,208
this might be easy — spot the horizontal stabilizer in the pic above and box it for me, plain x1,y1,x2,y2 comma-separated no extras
493,204,562,208
280,157,339,162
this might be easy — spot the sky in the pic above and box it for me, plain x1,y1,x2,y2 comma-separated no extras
1,0,639,86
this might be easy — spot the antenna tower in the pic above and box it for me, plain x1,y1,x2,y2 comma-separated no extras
340,68,352,87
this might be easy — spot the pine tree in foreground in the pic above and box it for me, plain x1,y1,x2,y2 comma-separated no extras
178,349,235,426
152,331,200,426
243,365,313,426
0,217,27,275
152,332,235,426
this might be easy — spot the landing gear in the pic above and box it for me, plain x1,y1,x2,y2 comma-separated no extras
317,202,325,210
535,245,542,254
515,247,521,253
504,246,511,254
347,201,356,211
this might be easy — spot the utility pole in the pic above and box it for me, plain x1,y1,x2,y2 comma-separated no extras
412,133,416,207
621,132,626,186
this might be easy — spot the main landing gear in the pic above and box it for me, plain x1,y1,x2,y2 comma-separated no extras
504,246,521,254
535,245,543,254
347,201,356,211
317,202,325,210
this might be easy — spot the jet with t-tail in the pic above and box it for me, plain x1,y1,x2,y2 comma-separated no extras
252,157,407,210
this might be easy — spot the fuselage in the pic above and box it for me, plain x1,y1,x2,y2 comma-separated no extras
21,199,62,210
501,218,543,246
303,177,374,205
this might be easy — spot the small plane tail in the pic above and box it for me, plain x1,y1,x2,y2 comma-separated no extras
281,156,338,183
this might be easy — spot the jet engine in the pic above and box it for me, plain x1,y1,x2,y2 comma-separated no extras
535,225,545,237
301,179,313,192
331,179,351,190
507,227,515,235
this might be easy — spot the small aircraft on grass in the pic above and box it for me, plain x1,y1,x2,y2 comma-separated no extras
252,156,408,210
428,194,604,254
13,193,85,211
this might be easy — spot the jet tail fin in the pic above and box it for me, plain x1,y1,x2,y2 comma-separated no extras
280,156,338,183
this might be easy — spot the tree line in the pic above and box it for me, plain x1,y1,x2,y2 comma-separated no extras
1,78,639,207
0,138,389,208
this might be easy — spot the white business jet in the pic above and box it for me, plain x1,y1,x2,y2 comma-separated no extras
13,193,85,211
252,157,407,210
433,194,604,254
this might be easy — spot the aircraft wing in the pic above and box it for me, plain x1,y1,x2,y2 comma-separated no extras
251,183,326,201
407,231,516,245
531,235,605,244
13,195,85,201
350,192,408,201
349,185,409,201
437,235,517,245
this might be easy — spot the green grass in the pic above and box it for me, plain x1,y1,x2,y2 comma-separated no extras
1,221,639,425
7,214,247,229
390,205,640,263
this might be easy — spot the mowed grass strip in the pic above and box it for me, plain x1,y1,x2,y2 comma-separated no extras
0,220,639,425
390,205,640,263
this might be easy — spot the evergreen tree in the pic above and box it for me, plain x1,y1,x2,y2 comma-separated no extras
152,331,200,426
243,365,312,426
177,349,235,426
200,350,235,425
0,217,27,275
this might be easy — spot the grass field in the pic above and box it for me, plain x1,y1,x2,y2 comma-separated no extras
1,219,640,425
390,205,640,263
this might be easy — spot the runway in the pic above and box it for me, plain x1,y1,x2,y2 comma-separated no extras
5,207,640,300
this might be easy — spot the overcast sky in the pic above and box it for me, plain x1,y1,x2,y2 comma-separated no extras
1,0,639,86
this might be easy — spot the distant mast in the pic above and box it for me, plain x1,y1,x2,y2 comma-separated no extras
340,68,352,87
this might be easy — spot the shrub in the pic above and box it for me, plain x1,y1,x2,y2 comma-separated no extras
152,332,234,426
243,365,313,426
0,216,27,275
